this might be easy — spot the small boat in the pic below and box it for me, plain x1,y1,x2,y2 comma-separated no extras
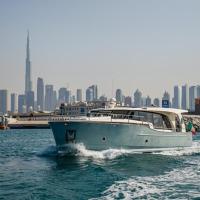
0,115,8,130
49,107,193,150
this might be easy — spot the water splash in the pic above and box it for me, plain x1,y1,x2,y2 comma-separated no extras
153,141,200,156
38,141,200,159
92,161,200,199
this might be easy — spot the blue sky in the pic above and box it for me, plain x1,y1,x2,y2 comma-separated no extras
0,0,200,99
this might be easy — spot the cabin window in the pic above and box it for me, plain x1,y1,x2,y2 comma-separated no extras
175,115,181,132
153,113,164,129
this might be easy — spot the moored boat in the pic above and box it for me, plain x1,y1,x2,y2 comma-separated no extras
49,107,193,150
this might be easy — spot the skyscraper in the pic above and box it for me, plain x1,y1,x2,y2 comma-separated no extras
86,85,98,102
76,89,82,102
18,94,26,113
197,85,200,98
86,87,93,102
58,87,67,104
189,86,197,112
162,91,171,108
182,84,189,110
45,85,54,111
146,96,152,107
11,93,18,113
153,98,160,107
124,96,132,107
116,89,123,105
37,78,44,111
134,89,142,107
173,86,181,109
0,90,8,114
53,90,57,109
26,91,34,112
25,31,32,94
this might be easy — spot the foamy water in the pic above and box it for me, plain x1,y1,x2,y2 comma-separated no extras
47,140,200,160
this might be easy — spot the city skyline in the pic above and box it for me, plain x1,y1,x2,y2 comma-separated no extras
1,1,200,98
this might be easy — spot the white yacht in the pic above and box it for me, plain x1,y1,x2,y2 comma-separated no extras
49,107,193,150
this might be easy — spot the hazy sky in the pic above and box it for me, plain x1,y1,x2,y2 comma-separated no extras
0,0,200,99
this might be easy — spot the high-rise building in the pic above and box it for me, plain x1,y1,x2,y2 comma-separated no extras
189,86,197,112
11,93,18,113
124,96,132,107
25,31,32,94
58,87,67,104
162,91,171,108
0,90,8,114
76,89,82,102
182,84,189,110
18,94,26,113
86,85,98,102
134,89,142,107
45,85,54,111
26,91,34,112
91,85,98,100
116,89,123,105
146,96,152,107
37,78,44,111
53,90,57,109
66,90,71,104
86,87,93,102
173,86,181,109
197,85,200,98
153,98,160,107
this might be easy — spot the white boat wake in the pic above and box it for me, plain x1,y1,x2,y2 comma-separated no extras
55,140,200,160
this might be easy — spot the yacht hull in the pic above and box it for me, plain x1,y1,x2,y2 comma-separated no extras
49,121,192,150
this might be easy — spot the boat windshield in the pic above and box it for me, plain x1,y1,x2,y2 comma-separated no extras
90,110,173,130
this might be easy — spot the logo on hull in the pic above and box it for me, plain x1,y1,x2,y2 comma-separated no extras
65,129,76,143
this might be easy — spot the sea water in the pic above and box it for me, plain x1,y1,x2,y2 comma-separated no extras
0,129,200,200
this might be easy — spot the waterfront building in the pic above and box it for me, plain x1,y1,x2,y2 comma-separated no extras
173,86,181,109
162,91,171,108
182,84,189,110
146,96,152,107
134,89,142,107
25,31,32,94
11,93,18,113
37,78,44,111
58,87,67,104
18,94,26,113
124,96,132,107
58,100,108,116
153,98,160,107
45,85,54,111
115,89,123,105
0,90,8,114
76,89,82,102
26,91,34,112
189,86,197,112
